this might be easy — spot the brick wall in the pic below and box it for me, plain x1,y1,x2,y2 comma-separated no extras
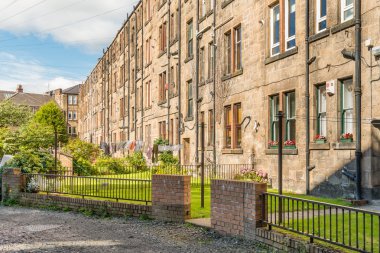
1,168,24,201
255,228,335,253
152,175,191,222
19,193,151,217
211,179,267,240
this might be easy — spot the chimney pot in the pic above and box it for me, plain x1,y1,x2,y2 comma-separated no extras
16,84,23,93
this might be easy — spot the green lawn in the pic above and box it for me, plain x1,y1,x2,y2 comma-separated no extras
276,212,380,253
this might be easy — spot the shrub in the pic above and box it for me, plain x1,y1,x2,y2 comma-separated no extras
26,177,39,193
94,156,128,175
158,151,179,166
234,167,268,183
73,158,97,176
4,150,59,174
125,152,147,171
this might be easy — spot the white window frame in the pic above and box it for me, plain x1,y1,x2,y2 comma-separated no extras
341,0,354,23
270,4,280,57
285,0,296,51
68,111,72,120
73,111,77,120
316,0,327,33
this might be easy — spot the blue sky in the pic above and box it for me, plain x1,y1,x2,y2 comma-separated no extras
0,0,138,93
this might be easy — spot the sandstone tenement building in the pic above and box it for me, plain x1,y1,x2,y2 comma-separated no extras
79,0,380,199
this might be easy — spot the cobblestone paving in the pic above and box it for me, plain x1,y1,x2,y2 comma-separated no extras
0,206,271,253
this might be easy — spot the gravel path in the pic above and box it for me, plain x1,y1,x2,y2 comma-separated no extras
0,206,270,253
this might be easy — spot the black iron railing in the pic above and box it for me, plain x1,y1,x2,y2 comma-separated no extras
263,193,380,253
25,174,152,204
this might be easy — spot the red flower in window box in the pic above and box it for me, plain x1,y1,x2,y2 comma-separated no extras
284,140,296,146
268,141,278,149
341,133,353,139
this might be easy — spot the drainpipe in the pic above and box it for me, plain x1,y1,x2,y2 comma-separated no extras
178,0,182,164
167,0,171,143
354,0,362,200
127,21,131,141
212,0,217,167
195,0,200,164
141,3,144,141
122,18,127,154
305,0,311,195
134,13,138,141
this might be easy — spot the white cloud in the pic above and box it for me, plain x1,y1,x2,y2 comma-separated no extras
0,52,81,93
0,0,139,52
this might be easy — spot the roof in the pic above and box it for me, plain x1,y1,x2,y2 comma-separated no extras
0,90,16,102
62,84,80,94
7,92,53,107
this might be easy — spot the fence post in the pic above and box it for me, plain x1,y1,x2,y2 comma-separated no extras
201,122,205,208
2,168,24,202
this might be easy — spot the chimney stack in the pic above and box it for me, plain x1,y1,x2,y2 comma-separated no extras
16,84,23,93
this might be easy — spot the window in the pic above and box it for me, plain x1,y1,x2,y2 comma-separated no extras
68,111,72,120
234,26,242,71
170,12,176,41
199,47,205,83
317,85,327,137
68,111,77,121
159,72,167,102
285,0,296,50
187,20,193,58
73,111,77,120
170,118,174,144
208,110,214,146
159,121,166,140
270,4,281,56
201,0,206,17
225,31,232,74
224,105,232,148
341,0,354,22
316,0,327,32
68,126,76,135
208,42,214,79
145,124,152,147
131,106,135,131
68,95,77,105
234,103,242,148
159,22,167,52
270,95,280,141
187,80,193,118
146,37,152,65
341,78,354,135
270,1,296,56
145,81,152,108
224,104,243,149
285,91,296,141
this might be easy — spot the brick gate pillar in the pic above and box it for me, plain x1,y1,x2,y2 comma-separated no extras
152,175,191,222
2,168,24,202
211,180,267,240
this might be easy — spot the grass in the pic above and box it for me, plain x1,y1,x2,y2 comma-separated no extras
275,212,380,253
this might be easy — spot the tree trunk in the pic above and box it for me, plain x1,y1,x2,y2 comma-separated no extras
54,130,58,170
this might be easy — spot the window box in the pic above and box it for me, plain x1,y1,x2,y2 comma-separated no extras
315,139,327,144
340,138,353,143
284,145,296,150
269,145,278,149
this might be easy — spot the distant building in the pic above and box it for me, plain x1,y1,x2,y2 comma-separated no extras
51,85,80,137
3,85,52,113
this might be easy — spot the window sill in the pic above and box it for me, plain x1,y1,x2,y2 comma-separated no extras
222,0,234,9
309,29,330,43
158,50,167,58
158,100,167,106
221,68,243,81
332,142,355,150
265,148,298,155
331,19,355,34
144,106,152,111
310,142,330,150
199,10,214,23
145,62,152,68
221,148,243,154
144,18,152,27
184,55,194,63
264,47,298,65
206,78,214,84
184,116,194,122
170,37,179,47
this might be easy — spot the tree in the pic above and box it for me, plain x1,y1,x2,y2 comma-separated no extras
34,101,67,169
0,100,32,128
63,138,101,163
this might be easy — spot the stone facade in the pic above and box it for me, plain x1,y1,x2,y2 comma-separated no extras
211,179,266,239
152,174,191,222
79,0,380,199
